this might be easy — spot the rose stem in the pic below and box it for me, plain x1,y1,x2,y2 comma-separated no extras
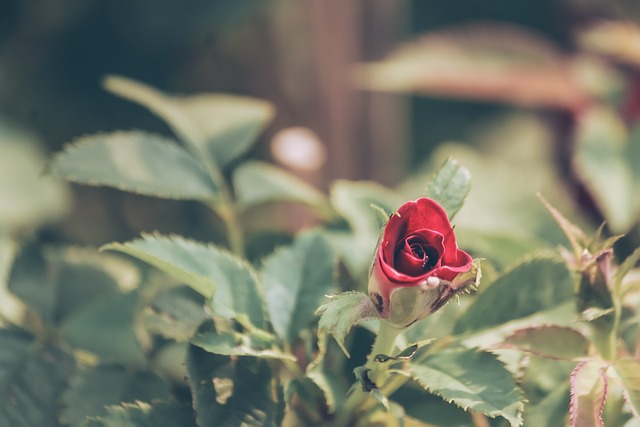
331,320,401,426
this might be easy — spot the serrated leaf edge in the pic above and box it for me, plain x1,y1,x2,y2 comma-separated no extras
315,291,380,357
569,360,608,427
47,130,218,201
496,324,591,361
407,348,524,427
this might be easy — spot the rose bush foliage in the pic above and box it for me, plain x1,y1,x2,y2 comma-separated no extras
1,74,640,427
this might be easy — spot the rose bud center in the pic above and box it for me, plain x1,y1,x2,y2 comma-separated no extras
394,235,440,276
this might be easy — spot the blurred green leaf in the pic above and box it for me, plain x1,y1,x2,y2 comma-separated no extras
354,23,586,110
262,232,335,342
0,234,20,323
328,180,402,279
456,229,545,270
0,119,70,230
569,360,607,427
48,131,218,201
104,234,265,329
524,383,570,427
60,291,146,367
406,347,523,426
613,358,640,419
150,342,188,385
424,157,471,219
538,194,587,259
143,286,208,341
0,328,75,427
315,291,379,357
104,75,274,170
573,108,640,233
616,247,640,293
520,356,574,427
454,256,574,335
80,401,196,427
499,325,590,360
192,330,294,360
330,180,402,239
186,345,277,427
8,246,137,325
233,161,332,215
61,365,172,427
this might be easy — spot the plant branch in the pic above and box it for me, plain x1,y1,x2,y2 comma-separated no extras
330,321,401,427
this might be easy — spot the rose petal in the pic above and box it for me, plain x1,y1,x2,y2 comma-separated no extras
369,197,473,321
382,228,445,276
381,229,444,281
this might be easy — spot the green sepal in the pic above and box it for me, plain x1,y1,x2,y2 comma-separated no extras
316,291,380,357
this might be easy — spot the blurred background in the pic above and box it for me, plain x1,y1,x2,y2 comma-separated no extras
1,0,640,256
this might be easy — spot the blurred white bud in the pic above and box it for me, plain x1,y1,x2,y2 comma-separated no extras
270,127,326,172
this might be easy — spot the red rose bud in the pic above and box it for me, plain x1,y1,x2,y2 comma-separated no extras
368,198,474,327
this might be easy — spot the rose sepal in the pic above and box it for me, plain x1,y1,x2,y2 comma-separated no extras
386,258,481,328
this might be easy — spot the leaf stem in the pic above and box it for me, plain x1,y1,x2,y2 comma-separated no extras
217,203,245,257
192,136,245,257
203,167,245,257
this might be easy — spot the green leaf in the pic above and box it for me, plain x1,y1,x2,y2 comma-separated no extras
81,401,197,427
143,286,208,341
48,131,218,201
305,336,349,413
61,365,172,427
0,119,70,229
569,360,607,427
454,255,574,335
262,231,335,342
191,330,295,361
424,157,471,219
573,108,640,233
0,328,75,427
500,325,590,360
233,161,332,215
395,391,474,426
315,292,380,357
304,371,344,414
406,347,523,426
8,245,137,325
104,75,274,170
60,291,146,367
613,358,640,418
186,344,277,427
104,234,265,328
